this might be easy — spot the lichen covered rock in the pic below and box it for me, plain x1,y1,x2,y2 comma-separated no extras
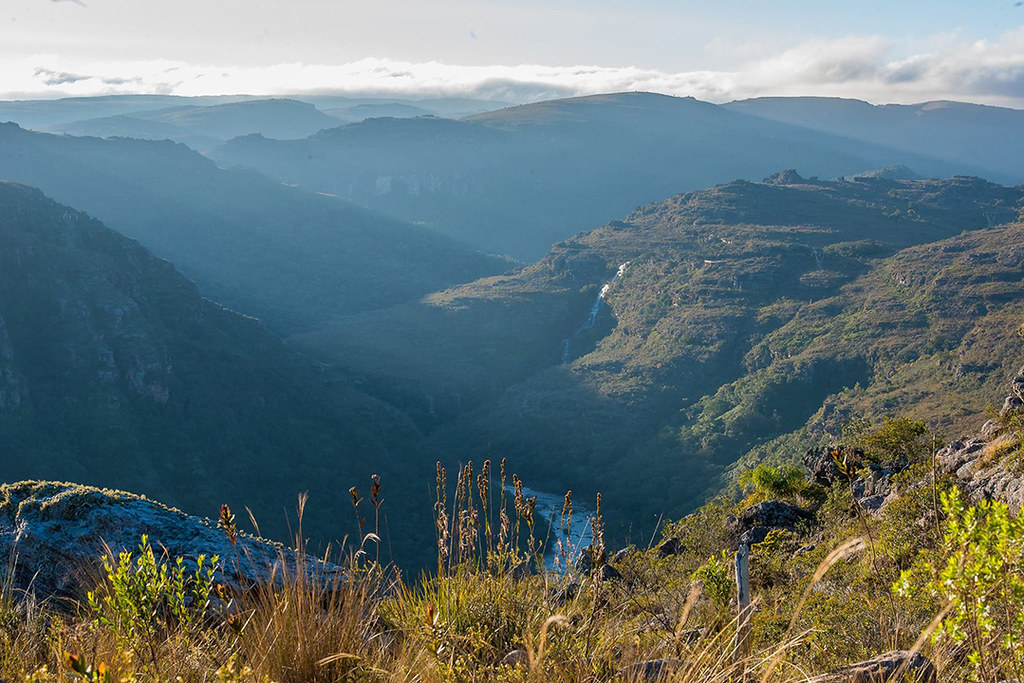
0,480,340,600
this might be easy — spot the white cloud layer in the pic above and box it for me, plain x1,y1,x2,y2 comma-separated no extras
4,29,1024,107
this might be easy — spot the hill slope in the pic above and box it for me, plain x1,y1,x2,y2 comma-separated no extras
47,99,345,151
725,97,1024,184
0,123,510,332
0,182,433,565
294,173,1024,542
211,92,998,260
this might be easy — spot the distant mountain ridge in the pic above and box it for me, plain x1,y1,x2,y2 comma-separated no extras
0,122,510,332
46,99,345,151
725,96,1024,184
0,93,510,145
212,92,1008,260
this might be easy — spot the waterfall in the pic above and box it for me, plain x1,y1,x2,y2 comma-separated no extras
561,262,629,364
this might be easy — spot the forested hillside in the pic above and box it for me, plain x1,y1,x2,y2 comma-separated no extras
295,173,1024,544
0,182,433,566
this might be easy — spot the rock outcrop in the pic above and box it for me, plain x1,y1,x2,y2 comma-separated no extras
807,650,936,682
728,500,813,546
937,365,1024,511
0,481,341,601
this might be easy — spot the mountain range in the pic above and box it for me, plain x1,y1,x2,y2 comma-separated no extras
211,92,1020,260
45,99,345,151
725,97,1024,184
0,94,510,148
0,122,509,332
1,90,1023,565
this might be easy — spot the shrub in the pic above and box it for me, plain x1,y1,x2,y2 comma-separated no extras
845,416,930,469
738,464,808,503
87,535,217,669
690,550,733,624
896,487,1024,682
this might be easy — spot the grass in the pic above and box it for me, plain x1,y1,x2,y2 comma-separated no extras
0,457,1011,682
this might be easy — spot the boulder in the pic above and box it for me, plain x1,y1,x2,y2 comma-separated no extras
611,546,636,564
807,650,936,682
0,481,341,601
729,500,812,546
575,545,607,573
804,446,865,486
1002,395,1024,417
595,564,622,582
858,495,888,513
983,418,1006,439
741,500,812,529
501,649,529,668
656,537,684,558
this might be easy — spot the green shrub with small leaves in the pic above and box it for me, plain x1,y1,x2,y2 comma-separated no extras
88,535,218,665
691,550,733,620
845,416,930,469
896,487,1024,682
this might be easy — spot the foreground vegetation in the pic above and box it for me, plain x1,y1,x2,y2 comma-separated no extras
4,411,1024,682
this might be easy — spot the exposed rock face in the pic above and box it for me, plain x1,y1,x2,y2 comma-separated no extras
728,500,812,546
0,481,340,601
807,650,936,682
937,365,1024,511
804,446,866,487
804,445,905,515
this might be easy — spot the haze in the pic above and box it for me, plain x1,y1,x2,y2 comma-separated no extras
4,0,1024,105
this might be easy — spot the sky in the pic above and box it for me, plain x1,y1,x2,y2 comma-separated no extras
4,0,1024,106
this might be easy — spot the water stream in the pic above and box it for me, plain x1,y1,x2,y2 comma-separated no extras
561,262,629,364
507,484,595,571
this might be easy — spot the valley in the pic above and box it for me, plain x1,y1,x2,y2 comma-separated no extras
294,171,1024,546
5,2,1024,677
1,90,1023,570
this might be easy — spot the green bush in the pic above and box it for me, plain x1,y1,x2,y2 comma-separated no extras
691,550,733,623
896,488,1024,682
738,464,808,503
845,416,930,469
88,535,218,667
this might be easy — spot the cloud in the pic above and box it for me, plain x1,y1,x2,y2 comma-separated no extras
33,67,90,85
6,29,1024,107
50,0,87,7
